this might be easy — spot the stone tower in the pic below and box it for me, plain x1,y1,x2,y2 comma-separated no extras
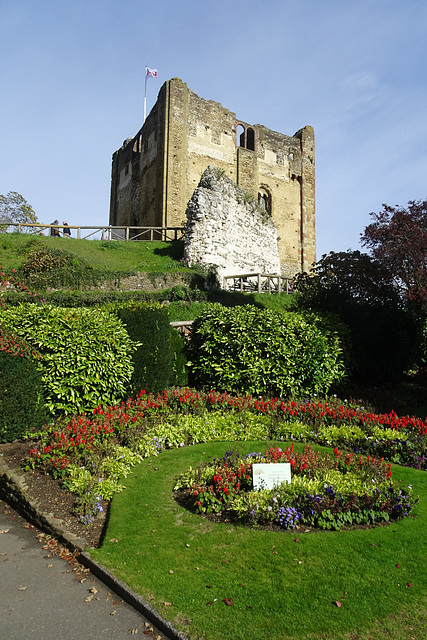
109,78,316,275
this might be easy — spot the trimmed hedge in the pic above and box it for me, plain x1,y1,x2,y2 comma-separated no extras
188,304,346,397
0,286,208,308
0,330,47,442
113,302,188,395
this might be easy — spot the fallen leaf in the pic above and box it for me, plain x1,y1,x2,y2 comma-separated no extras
0,529,10,534
206,585,211,589
109,538,119,543
272,551,278,554
163,601,172,606
335,601,342,607
223,598,233,606
169,570,174,574
186,544,190,547
18,586,27,591
295,538,299,542
85,594,94,602
89,587,98,594
407,582,412,587
396,564,400,568
372,543,378,547
110,610,116,616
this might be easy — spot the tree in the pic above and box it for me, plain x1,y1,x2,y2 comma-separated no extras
293,250,420,384
361,200,427,307
0,191,38,232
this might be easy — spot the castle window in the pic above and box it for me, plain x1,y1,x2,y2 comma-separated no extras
237,124,245,147
246,127,255,151
236,123,256,150
258,187,271,216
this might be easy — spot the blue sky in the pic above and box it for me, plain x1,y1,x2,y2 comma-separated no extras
1,0,426,258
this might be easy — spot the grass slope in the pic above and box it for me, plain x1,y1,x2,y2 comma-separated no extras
0,233,189,274
90,441,427,640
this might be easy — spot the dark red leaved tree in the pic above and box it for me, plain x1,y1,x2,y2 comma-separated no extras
361,200,427,307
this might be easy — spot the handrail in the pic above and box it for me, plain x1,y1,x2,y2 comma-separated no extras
223,273,294,294
2,223,184,241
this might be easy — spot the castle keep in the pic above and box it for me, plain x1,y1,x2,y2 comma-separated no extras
109,78,316,275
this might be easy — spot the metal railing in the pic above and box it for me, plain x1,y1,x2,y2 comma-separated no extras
3,223,185,241
223,273,294,294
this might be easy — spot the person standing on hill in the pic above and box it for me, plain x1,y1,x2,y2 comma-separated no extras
50,220,60,237
63,221,71,237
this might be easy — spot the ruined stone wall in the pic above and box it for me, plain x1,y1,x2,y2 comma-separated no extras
184,167,281,281
109,78,316,276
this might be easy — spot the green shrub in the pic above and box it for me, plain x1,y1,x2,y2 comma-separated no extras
188,304,346,397
169,328,189,387
0,287,208,308
294,250,421,383
113,302,174,395
0,305,136,415
0,329,47,442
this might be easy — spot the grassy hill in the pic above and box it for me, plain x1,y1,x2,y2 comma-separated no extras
0,232,189,274
0,232,296,316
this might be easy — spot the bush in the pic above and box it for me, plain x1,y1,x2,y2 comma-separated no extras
0,287,208,308
0,328,47,442
188,304,346,397
0,305,136,415
112,302,190,394
169,328,189,387
294,250,421,383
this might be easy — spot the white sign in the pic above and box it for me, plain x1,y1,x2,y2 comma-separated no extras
252,463,291,490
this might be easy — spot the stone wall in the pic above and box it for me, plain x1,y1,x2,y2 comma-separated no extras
110,78,316,276
184,167,281,281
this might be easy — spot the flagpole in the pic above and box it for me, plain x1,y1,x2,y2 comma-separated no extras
144,66,147,123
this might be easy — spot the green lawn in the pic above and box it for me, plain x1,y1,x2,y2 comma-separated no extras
90,441,427,640
0,233,188,274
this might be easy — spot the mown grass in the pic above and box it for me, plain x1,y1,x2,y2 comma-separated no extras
90,440,427,640
0,233,189,274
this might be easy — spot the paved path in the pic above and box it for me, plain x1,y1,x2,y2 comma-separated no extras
0,501,169,640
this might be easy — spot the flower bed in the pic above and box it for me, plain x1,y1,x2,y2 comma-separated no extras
23,388,426,523
174,445,418,530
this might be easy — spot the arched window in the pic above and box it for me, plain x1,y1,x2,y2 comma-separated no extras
236,123,256,150
258,187,271,216
237,124,245,148
246,127,255,151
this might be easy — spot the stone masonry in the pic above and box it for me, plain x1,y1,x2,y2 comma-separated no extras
110,78,316,276
184,167,280,281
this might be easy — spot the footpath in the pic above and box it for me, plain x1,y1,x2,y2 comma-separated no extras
0,502,171,640
0,458,189,640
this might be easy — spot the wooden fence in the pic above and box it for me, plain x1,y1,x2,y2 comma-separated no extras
223,273,294,294
170,320,193,340
3,223,184,242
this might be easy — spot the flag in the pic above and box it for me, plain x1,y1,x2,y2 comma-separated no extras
146,67,158,78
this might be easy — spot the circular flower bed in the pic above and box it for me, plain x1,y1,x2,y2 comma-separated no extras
174,445,418,530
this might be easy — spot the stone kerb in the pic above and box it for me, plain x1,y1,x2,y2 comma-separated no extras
184,166,281,281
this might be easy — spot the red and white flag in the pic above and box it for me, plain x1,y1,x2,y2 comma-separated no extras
146,67,158,78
